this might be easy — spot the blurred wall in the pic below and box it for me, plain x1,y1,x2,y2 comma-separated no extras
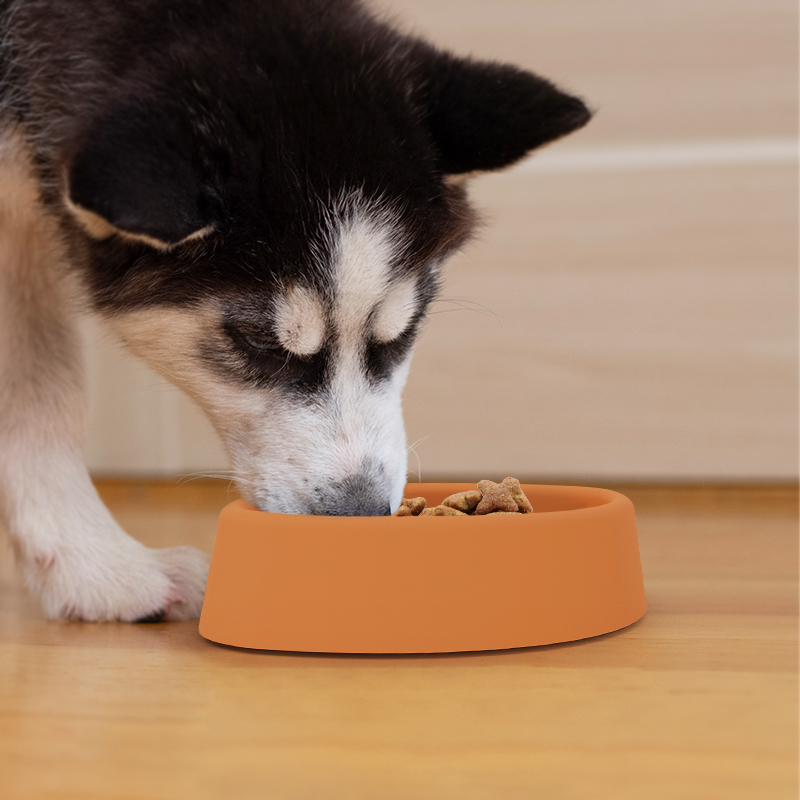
84,0,798,481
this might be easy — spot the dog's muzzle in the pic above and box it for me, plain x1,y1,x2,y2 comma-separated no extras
310,467,392,517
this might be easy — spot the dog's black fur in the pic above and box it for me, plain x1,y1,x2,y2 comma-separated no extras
2,0,589,308
0,0,591,620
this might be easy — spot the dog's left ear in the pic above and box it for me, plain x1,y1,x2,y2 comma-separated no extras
423,54,592,175
65,103,221,250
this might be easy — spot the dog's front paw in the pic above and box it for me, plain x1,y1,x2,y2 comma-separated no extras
149,545,210,621
26,534,209,622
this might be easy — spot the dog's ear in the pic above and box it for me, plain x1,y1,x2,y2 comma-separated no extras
423,54,592,175
65,104,220,250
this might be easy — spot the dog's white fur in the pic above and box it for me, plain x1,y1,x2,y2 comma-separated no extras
0,128,208,620
0,0,590,622
273,286,327,356
0,127,416,619
373,278,419,343
109,205,414,515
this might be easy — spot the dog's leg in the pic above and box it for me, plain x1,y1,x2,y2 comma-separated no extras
0,133,207,621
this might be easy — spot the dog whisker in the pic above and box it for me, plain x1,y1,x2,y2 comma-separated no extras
406,434,431,454
406,435,430,484
176,472,257,489
428,297,504,326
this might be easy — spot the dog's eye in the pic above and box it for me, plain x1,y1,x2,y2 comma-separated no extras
225,324,280,354
238,331,275,351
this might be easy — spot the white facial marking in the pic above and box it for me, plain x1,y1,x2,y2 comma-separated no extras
373,278,418,343
273,285,326,356
332,210,398,343
104,196,417,516
321,209,409,480
108,303,409,514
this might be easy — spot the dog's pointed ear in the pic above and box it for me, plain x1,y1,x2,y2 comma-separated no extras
65,104,220,250
423,54,592,175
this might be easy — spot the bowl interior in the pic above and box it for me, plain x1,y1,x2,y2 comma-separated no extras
234,483,619,524
404,482,614,514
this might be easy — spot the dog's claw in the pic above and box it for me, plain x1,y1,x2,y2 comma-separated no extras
134,610,167,624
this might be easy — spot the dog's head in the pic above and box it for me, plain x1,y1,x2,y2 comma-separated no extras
59,5,590,514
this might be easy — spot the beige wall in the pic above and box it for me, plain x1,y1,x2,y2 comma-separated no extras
84,0,798,481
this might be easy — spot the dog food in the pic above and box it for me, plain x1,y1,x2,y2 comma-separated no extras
395,496,427,516
442,490,482,514
394,478,533,517
421,505,466,516
476,478,534,515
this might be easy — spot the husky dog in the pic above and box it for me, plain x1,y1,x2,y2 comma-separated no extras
0,0,590,621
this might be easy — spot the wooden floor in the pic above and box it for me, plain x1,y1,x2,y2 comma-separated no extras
0,481,796,799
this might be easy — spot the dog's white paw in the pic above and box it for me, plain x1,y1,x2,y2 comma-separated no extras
25,533,209,622
149,545,210,621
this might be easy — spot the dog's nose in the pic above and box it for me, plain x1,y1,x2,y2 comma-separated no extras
312,471,391,516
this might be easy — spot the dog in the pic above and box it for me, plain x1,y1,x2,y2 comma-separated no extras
0,0,590,622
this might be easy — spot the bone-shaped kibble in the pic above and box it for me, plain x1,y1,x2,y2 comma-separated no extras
394,497,427,516
475,479,520,515
500,477,533,514
394,479,533,518
421,505,467,516
441,490,482,514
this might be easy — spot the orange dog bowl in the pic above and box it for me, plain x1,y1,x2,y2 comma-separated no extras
199,483,646,653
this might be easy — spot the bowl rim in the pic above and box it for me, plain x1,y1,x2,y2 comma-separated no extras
230,482,627,521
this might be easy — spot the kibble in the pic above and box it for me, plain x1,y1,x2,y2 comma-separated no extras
441,490,482,514
421,505,467,516
475,479,519,515
395,496,427,516
502,477,534,514
395,478,533,518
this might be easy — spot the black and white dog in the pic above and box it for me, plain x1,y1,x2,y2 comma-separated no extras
0,0,590,622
